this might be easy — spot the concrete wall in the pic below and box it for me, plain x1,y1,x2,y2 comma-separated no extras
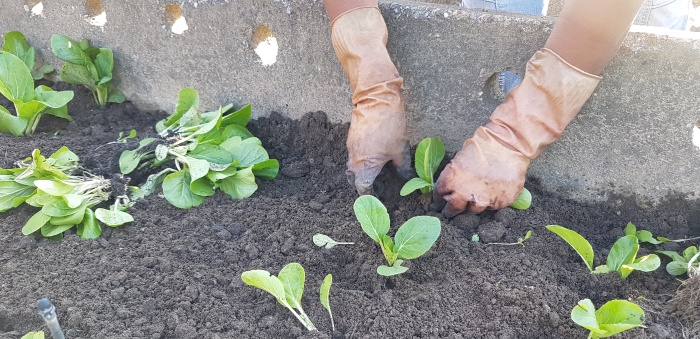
2,0,700,203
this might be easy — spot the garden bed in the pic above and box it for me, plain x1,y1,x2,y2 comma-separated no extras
0,83,697,339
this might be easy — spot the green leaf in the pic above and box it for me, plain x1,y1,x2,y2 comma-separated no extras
41,199,82,217
49,204,86,226
2,31,34,69
221,124,254,139
241,270,287,304
635,230,654,243
41,223,74,237
414,137,444,183
571,299,604,335
119,138,157,174
62,193,84,209
108,89,125,103
380,234,396,266
129,168,174,202
228,143,269,168
595,300,644,338
622,254,660,273
400,177,432,196
353,195,390,243
0,105,28,136
218,166,258,200
206,165,237,182
221,104,251,127
94,48,113,80
190,177,215,197
59,62,93,87
31,64,54,80
666,261,688,276
0,180,35,212
393,216,441,260
189,144,234,165
524,230,532,240
377,260,409,276
510,187,532,210
49,146,80,168
164,88,199,128
20,331,45,339
606,235,639,274
657,250,685,263
35,85,74,109
94,208,134,227
162,170,205,209
252,159,279,180
278,263,305,308
33,179,74,196
76,208,101,239
155,144,169,161
21,210,50,235
50,34,92,66
319,274,334,331
624,222,636,236
592,265,610,274
0,51,34,102
546,225,595,271
186,157,211,182
683,246,699,261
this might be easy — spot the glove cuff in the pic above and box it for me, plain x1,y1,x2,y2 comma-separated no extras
487,48,602,159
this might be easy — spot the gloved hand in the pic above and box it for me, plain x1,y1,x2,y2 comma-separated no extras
435,48,601,216
331,7,411,195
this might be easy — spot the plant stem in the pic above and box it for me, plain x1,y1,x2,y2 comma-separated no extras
283,304,315,331
669,236,700,243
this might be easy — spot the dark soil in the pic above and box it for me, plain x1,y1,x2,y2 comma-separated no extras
1,83,699,339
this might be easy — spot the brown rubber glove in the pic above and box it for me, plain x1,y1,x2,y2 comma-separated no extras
434,48,601,216
331,7,411,195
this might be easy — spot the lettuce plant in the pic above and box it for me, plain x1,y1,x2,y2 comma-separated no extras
658,245,700,276
546,225,660,278
571,299,644,338
120,88,278,209
0,147,133,240
400,137,444,196
2,31,54,80
50,34,124,106
354,195,441,276
0,51,73,136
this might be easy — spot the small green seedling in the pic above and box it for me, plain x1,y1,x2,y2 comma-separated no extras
471,234,480,242
571,298,644,339
319,274,334,331
21,332,44,339
241,263,317,331
546,225,660,278
487,230,532,247
2,31,54,80
624,222,700,244
400,137,444,196
50,34,125,106
658,245,700,276
313,233,354,249
354,195,441,276
94,130,138,151
119,88,278,209
0,51,74,136
510,187,532,210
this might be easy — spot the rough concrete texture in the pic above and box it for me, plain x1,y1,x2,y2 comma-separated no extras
1,0,700,202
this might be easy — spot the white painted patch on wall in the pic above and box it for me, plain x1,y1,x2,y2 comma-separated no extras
252,25,278,66
85,0,106,29
165,4,188,35
693,120,700,151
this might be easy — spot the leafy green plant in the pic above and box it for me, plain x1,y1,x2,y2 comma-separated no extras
400,137,444,196
319,274,334,331
510,187,532,210
313,233,354,249
50,34,124,107
624,222,700,244
658,245,700,276
546,225,660,278
241,263,317,331
119,88,278,209
571,299,644,339
21,332,44,339
0,51,74,136
2,31,54,80
0,147,133,240
487,230,532,247
354,195,441,276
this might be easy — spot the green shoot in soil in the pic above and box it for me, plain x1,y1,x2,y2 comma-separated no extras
319,274,334,331
50,34,125,106
510,187,532,210
354,195,441,276
400,137,444,196
313,233,354,249
625,222,700,244
487,230,532,247
0,51,73,136
2,31,54,80
571,299,644,339
242,263,317,331
21,332,44,339
546,225,660,278
658,245,700,276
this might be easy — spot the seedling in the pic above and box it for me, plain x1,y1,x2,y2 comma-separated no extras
487,230,532,247
571,298,644,339
319,274,335,331
119,88,278,209
313,233,354,249
470,234,480,242
50,34,125,106
94,129,137,150
400,137,444,196
2,31,54,80
354,195,441,276
21,332,44,339
0,51,74,136
624,222,700,244
510,187,532,210
241,263,317,331
37,298,64,339
658,245,700,276
546,225,660,278
0,147,133,240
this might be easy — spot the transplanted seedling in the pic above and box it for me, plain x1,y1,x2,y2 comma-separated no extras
546,225,660,279
313,234,354,249
625,222,700,244
487,230,532,247
571,298,644,339
21,332,44,339
319,274,335,331
658,245,700,276
354,195,441,276
2,31,54,80
400,137,444,196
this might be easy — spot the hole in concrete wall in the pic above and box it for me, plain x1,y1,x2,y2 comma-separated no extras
24,0,43,17
252,24,278,67
165,4,188,35
482,70,521,105
85,0,106,28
